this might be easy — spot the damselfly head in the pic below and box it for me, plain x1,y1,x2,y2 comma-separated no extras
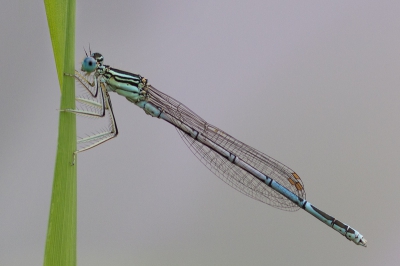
81,52,105,73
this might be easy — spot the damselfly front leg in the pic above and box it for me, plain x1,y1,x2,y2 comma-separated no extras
64,71,105,117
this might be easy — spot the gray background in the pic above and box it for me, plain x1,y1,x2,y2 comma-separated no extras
1,1,399,265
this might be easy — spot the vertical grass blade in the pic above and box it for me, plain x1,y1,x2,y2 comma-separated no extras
44,0,77,265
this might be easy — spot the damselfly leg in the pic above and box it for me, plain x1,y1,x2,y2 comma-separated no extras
62,72,119,164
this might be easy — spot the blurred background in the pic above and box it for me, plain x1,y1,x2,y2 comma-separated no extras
1,1,399,265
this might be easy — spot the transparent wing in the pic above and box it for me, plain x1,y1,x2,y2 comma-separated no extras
147,85,306,211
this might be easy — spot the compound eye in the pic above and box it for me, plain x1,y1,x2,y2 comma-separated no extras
81,57,97,73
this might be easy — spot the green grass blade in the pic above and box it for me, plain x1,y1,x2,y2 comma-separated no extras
44,0,77,265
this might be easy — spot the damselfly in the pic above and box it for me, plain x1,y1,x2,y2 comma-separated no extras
64,51,367,247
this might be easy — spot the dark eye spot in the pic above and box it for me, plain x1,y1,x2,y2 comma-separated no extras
89,61,93,66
